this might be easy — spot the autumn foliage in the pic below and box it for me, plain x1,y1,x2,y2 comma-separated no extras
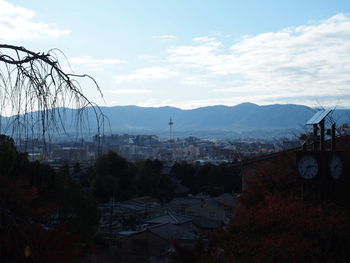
208,193,350,263
194,150,350,262
0,136,99,262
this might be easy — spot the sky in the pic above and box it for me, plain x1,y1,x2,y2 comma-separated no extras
1,0,350,109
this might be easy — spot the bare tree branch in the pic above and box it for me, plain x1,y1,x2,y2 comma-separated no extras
0,44,106,148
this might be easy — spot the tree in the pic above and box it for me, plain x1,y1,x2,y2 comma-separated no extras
0,44,104,262
172,161,241,195
0,44,105,144
26,224,82,263
0,137,101,262
0,175,39,263
208,194,350,263
93,151,136,202
135,159,161,195
134,159,175,201
202,151,350,263
172,161,198,193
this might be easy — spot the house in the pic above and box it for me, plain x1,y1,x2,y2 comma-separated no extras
118,229,168,262
167,193,235,224
192,216,223,234
143,211,195,236
144,211,192,226
183,198,233,224
99,196,162,238
167,195,204,216
117,223,195,263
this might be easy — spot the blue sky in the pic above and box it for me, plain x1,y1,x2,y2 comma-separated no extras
1,0,350,109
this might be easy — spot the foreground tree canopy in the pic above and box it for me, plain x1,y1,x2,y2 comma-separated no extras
0,44,106,262
174,151,350,263
0,135,100,262
0,44,104,142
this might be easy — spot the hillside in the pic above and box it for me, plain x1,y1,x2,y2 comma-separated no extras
97,103,318,135
2,103,350,138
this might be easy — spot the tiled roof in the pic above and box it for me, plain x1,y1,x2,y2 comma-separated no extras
192,216,223,229
148,223,195,240
145,211,192,225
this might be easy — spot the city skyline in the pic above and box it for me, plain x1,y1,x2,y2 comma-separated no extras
1,1,350,109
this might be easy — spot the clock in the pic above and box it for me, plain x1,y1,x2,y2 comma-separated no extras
329,154,343,179
297,154,319,179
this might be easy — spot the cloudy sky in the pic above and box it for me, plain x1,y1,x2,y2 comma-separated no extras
1,0,350,109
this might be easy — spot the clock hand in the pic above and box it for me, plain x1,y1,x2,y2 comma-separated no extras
303,166,311,177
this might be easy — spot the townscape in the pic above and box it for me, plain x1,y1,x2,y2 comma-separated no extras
4,123,349,262
19,133,298,164
1,1,350,262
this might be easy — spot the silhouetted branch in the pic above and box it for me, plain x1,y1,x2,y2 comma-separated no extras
0,44,105,147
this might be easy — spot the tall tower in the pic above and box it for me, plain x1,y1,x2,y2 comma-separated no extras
168,117,174,141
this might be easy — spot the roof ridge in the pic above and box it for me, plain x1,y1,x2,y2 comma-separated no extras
167,210,179,223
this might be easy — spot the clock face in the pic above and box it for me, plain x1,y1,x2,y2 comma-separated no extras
329,154,343,179
298,155,319,179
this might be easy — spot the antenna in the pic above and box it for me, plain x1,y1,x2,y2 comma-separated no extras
168,117,174,141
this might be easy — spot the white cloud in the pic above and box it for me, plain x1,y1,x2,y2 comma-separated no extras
69,56,126,68
115,67,179,83
192,36,217,43
133,97,247,110
166,14,350,107
152,34,177,41
106,89,152,94
138,55,160,63
168,37,223,70
182,76,209,87
0,0,69,40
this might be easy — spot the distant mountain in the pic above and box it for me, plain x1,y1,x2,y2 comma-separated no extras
2,103,350,138
98,103,315,132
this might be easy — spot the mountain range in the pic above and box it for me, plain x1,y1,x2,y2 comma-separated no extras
2,103,350,138
88,103,350,138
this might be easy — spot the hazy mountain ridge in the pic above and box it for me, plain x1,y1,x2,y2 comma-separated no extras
2,103,350,137
99,103,317,132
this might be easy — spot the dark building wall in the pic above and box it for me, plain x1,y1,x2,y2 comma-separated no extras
119,231,170,263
